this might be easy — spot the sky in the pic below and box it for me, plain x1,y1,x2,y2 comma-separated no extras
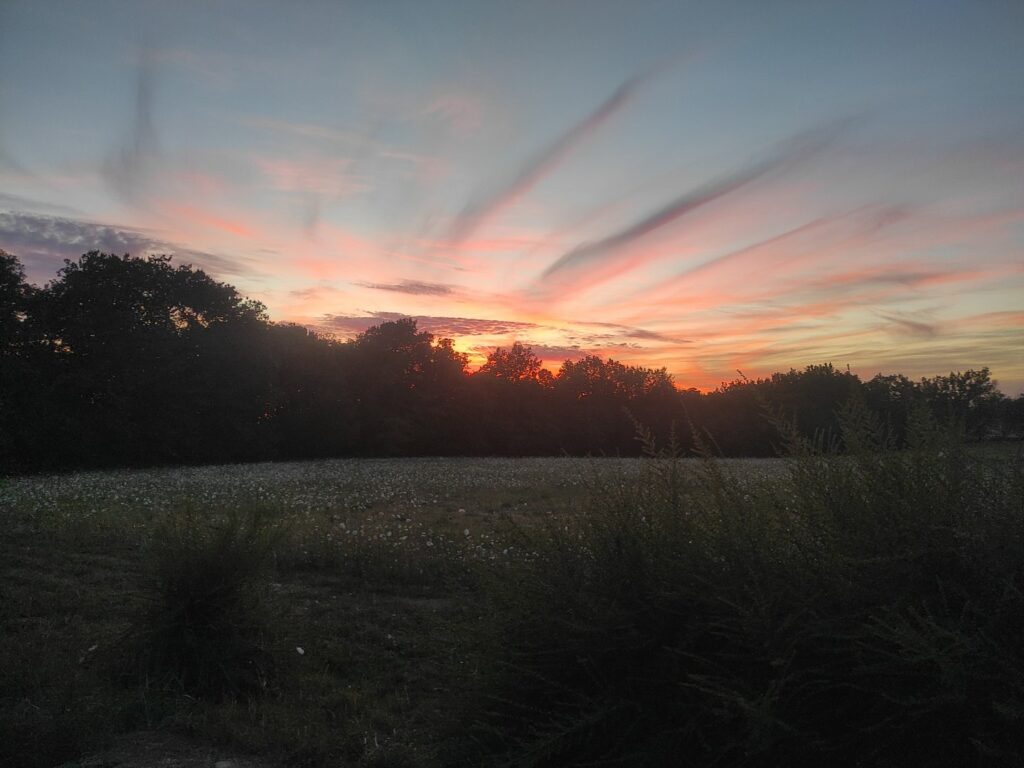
1,0,1022,393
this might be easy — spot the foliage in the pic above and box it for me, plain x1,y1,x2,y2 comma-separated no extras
348,318,470,455
0,249,28,345
477,341,549,384
121,505,283,700
469,410,1024,767
3,444,1024,766
1,249,1021,473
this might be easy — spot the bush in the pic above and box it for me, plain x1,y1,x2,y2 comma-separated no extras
121,505,283,700
469,406,1024,767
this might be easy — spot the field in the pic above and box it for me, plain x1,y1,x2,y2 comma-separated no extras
2,439,1023,768
0,457,695,767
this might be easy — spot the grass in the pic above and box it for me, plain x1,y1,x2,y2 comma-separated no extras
1,433,1022,767
119,505,283,699
0,458,596,767
464,407,1024,767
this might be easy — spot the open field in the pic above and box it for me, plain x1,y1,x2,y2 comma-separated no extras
2,456,734,768
2,444,1023,768
1,455,781,524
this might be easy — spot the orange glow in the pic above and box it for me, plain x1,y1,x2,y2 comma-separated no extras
162,204,256,239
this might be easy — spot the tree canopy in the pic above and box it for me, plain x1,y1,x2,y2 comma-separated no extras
1,250,1020,473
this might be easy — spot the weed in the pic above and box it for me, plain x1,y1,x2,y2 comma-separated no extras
120,505,283,700
470,407,1024,767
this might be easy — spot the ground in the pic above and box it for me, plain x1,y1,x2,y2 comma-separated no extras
2,456,771,768
60,730,276,768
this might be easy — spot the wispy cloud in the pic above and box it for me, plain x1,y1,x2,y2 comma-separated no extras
356,279,456,296
446,73,651,245
240,116,370,147
240,116,440,236
580,321,688,344
535,118,856,294
0,210,258,282
877,310,938,338
775,265,993,314
619,205,997,322
0,193,79,217
957,311,1024,331
160,204,257,239
512,343,587,363
102,52,159,204
320,311,537,338
660,206,911,289
241,116,440,174
253,156,367,198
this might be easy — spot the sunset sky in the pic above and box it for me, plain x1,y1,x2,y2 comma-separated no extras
1,1,1022,392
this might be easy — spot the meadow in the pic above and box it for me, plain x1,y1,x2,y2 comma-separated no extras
2,456,664,767
2,417,1023,767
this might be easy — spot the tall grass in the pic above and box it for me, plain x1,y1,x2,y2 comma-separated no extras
120,505,283,700
470,403,1024,767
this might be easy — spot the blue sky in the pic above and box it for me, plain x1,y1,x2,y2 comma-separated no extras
1,0,1022,391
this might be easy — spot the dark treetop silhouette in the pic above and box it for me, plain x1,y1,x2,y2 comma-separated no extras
0,251,1019,473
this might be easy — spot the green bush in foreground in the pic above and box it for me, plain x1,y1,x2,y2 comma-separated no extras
472,406,1024,767
121,506,282,700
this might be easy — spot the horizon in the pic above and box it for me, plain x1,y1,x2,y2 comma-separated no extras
7,248,1018,398
2,1,1022,394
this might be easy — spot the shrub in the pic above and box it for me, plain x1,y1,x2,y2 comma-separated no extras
469,405,1024,767
121,505,283,700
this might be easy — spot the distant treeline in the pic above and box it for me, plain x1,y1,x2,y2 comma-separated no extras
1,250,1021,472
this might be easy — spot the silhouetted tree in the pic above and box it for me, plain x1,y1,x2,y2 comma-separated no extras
691,377,778,456
0,252,31,468
691,365,861,455
553,356,683,454
919,368,1004,439
1,248,1015,473
863,373,920,445
265,324,356,458
0,250,27,350
16,252,269,468
765,363,862,446
472,343,557,454
347,319,468,454
1004,395,1024,439
478,341,547,383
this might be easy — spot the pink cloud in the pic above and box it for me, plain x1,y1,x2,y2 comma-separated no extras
161,203,256,239
253,156,366,198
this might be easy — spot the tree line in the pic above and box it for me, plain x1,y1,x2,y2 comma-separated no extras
1,250,1021,473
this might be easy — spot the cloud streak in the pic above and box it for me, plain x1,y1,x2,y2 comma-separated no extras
103,51,159,204
631,205,915,308
356,279,456,296
321,311,538,338
581,321,688,344
0,193,79,217
877,311,938,338
0,210,258,282
447,73,650,245
536,118,855,293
